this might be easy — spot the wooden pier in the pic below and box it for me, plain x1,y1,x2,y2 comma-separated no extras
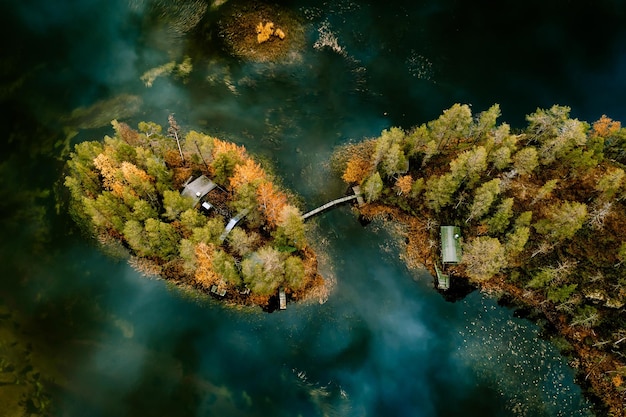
279,287,287,310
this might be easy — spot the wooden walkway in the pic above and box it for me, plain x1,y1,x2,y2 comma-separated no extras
301,186,364,220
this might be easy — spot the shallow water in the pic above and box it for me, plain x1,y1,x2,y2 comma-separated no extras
3,0,626,415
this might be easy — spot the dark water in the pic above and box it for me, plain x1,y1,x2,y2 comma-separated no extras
3,0,626,415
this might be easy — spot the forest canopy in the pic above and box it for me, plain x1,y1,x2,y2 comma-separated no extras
333,104,626,415
64,118,323,307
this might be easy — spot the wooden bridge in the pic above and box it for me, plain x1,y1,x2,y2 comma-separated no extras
301,186,364,220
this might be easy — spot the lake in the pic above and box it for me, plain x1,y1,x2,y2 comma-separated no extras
3,0,625,415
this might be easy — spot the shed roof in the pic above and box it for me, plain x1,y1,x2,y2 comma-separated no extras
181,175,217,204
441,226,462,264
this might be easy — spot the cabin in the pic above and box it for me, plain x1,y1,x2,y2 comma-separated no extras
440,226,462,265
181,175,217,205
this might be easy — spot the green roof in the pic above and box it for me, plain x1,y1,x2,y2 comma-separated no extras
441,226,462,264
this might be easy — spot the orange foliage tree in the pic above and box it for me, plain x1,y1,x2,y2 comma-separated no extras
342,155,372,184
230,159,266,190
592,115,621,137
256,181,288,227
395,175,414,195
194,242,219,289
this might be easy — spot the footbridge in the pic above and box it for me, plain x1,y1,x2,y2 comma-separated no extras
301,186,364,220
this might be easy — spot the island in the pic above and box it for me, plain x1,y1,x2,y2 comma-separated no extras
332,104,626,416
64,117,325,309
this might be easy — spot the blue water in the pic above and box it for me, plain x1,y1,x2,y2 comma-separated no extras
3,0,625,415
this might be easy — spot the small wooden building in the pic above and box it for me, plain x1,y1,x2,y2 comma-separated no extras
181,175,217,205
440,226,462,264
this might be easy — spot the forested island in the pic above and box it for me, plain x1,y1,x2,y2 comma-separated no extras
64,118,324,309
332,104,626,415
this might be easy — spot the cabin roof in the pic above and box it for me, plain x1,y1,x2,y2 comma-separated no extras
441,226,462,264
181,175,217,204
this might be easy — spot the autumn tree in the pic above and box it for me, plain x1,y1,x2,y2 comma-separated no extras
256,181,288,228
284,256,306,290
534,200,587,241
428,103,472,149
212,249,242,286
242,246,285,296
228,227,260,257
472,104,501,142
362,172,383,203
424,173,460,212
273,205,307,250
486,197,514,234
162,190,194,220
230,159,266,190
195,242,219,289
466,178,501,223
449,146,488,187
595,167,625,200
342,155,372,184
394,175,413,196
462,236,507,282
512,147,539,176
531,179,559,205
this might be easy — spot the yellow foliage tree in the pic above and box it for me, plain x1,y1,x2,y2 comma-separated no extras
257,181,287,227
194,242,219,289
230,159,266,190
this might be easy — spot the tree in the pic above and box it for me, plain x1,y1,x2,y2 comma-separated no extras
592,115,621,138
489,146,512,171
466,178,501,222
131,199,158,222
274,205,307,250
123,219,151,257
429,103,473,149
534,201,587,241
462,236,507,282
191,217,224,245
449,146,487,186
195,242,219,289
504,225,530,261
212,150,243,186
526,105,571,141
380,143,408,177
595,167,625,200
342,155,372,184
512,147,538,176
472,104,501,142
486,197,514,234
531,179,559,205
212,249,242,286
167,113,185,164
144,218,180,259
242,246,285,296
424,173,460,212
371,127,405,169
284,256,306,290
571,305,601,329
162,190,194,220
362,172,383,203
394,175,413,196
230,159,266,190
228,227,260,257
179,208,206,231
256,181,288,228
